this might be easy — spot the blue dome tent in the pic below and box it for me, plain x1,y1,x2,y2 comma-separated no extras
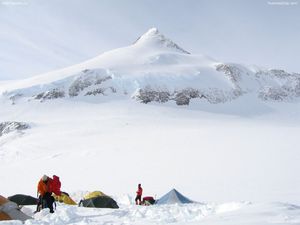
156,189,194,205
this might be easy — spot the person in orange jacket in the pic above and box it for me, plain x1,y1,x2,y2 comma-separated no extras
37,175,54,213
135,184,143,205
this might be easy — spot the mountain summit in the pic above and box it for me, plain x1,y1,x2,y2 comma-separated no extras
133,28,190,54
0,28,299,106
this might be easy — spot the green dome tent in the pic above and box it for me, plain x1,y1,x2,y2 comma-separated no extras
8,194,38,206
79,194,119,209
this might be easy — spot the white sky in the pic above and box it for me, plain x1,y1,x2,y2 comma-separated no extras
0,0,299,80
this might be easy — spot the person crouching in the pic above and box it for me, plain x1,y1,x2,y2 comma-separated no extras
37,175,55,213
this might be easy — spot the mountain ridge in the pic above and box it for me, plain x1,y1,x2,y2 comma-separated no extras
0,28,299,105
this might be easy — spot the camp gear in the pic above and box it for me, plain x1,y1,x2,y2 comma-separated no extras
53,192,77,205
142,196,155,205
155,189,194,205
79,196,119,209
8,194,38,205
0,195,31,222
61,191,69,196
84,191,106,199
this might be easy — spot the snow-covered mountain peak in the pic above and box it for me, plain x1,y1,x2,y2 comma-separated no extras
0,28,300,105
133,28,190,54
141,27,160,37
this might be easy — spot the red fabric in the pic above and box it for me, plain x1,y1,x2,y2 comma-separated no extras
49,175,61,196
136,187,143,196
143,196,154,201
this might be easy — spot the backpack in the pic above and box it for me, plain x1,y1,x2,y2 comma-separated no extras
142,196,155,205
50,175,61,196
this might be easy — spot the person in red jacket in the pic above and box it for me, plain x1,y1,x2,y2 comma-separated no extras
135,184,143,205
50,175,61,196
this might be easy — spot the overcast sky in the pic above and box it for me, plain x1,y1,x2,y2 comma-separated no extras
0,0,299,80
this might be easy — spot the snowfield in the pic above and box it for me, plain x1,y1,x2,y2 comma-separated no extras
1,98,300,224
1,28,300,224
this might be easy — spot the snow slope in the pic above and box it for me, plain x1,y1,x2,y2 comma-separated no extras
0,28,214,88
1,99,300,202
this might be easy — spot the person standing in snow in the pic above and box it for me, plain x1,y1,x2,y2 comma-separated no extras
37,175,55,213
135,183,143,205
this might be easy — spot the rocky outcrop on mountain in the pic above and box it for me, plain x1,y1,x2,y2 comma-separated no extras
34,88,65,102
256,70,300,101
0,121,30,137
68,69,112,97
215,63,300,102
135,86,240,105
135,86,171,104
173,88,200,105
216,64,242,83
85,88,106,96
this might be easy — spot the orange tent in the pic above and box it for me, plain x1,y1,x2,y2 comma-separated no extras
0,195,31,222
